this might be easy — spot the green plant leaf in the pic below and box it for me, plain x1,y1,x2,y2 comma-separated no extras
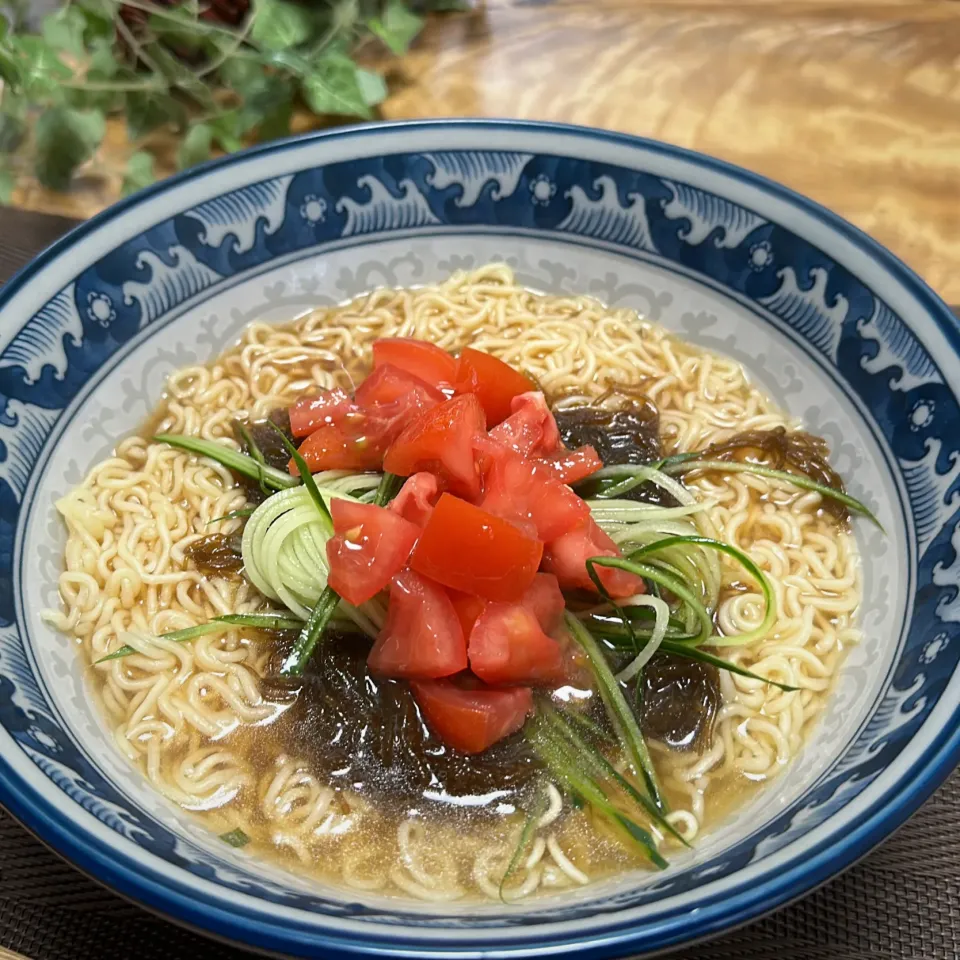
143,42,216,110
147,9,210,56
42,7,88,59
0,99,26,152
368,0,423,55
177,123,213,170
208,109,246,153
0,166,14,205
300,54,371,118
356,68,387,108
126,90,186,140
87,36,120,80
121,150,155,197
251,0,315,52
34,106,105,191
220,57,268,98
12,35,72,100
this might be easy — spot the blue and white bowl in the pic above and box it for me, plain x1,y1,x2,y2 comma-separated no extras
1,120,958,959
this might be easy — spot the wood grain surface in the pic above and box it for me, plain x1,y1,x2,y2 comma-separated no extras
7,0,960,302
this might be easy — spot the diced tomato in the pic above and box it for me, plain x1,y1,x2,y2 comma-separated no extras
388,472,440,528
373,338,459,391
542,518,645,599
293,371,444,475
325,499,420,607
468,603,565,687
383,394,486,499
411,678,532,753
355,363,445,408
536,445,603,485
519,572,565,633
288,388,356,439
448,590,487,636
479,444,590,542
489,392,560,458
293,423,383,472
367,570,467,679
411,493,543,602
453,347,537,427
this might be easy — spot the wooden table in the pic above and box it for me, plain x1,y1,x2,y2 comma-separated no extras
9,0,960,302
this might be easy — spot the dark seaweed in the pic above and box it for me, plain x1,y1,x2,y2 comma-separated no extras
184,532,244,575
263,631,541,815
233,409,295,503
638,654,720,752
555,400,677,506
700,425,847,520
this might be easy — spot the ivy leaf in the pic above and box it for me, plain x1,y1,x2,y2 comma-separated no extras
356,68,387,108
12,35,72,100
300,55,372,119
87,36,120,80
34,106,106,191
241,74,295,140
251,0,315,52
42,8,88,58
126,90,186,140
219,57,267,99
0,167,14,205
121,150,155,197
177,122,213,170
368,0,423,56
0,96,26,152
147,10,210,57
144,42,216,111
208,109,247,153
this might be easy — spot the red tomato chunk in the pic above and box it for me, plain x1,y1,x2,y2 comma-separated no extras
388,472,440,528
289,388,356,439
325,499,420,607
373,338,459,390
410,493,543,602
468,603,565,687
519,572,565,633
448,590,487,637
536,445,603,485
490,392,560,458
411,679,533,754
367,570,467,679
293,423,383,473
542,518,645,599
355,362,445,409
384,394,487,499
479,444,590,542
453,347,536,427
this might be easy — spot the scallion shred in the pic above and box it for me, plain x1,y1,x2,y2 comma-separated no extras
95,613,304,664
153,433,297,491
659,457,883,530
563,611,665,811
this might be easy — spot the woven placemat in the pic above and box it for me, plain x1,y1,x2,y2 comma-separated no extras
0,209,957,960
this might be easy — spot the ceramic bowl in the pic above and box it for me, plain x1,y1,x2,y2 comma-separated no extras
1,120,958,959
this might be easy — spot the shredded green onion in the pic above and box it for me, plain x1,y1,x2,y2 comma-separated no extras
538,700,686,846
660,458,883,530
207,507,256,525
660,641,798,692
219,828,251,848
373,472,404,508
499,786,549,902
268,422,332,525
153,433,297,491
627,535,777,647
280,585,341,677
95,613,304,663
563,611,665,810
527,717,667,869
235,422,271,496
587,557,714,646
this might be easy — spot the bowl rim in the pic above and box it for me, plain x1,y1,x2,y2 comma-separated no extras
1,117,959,959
